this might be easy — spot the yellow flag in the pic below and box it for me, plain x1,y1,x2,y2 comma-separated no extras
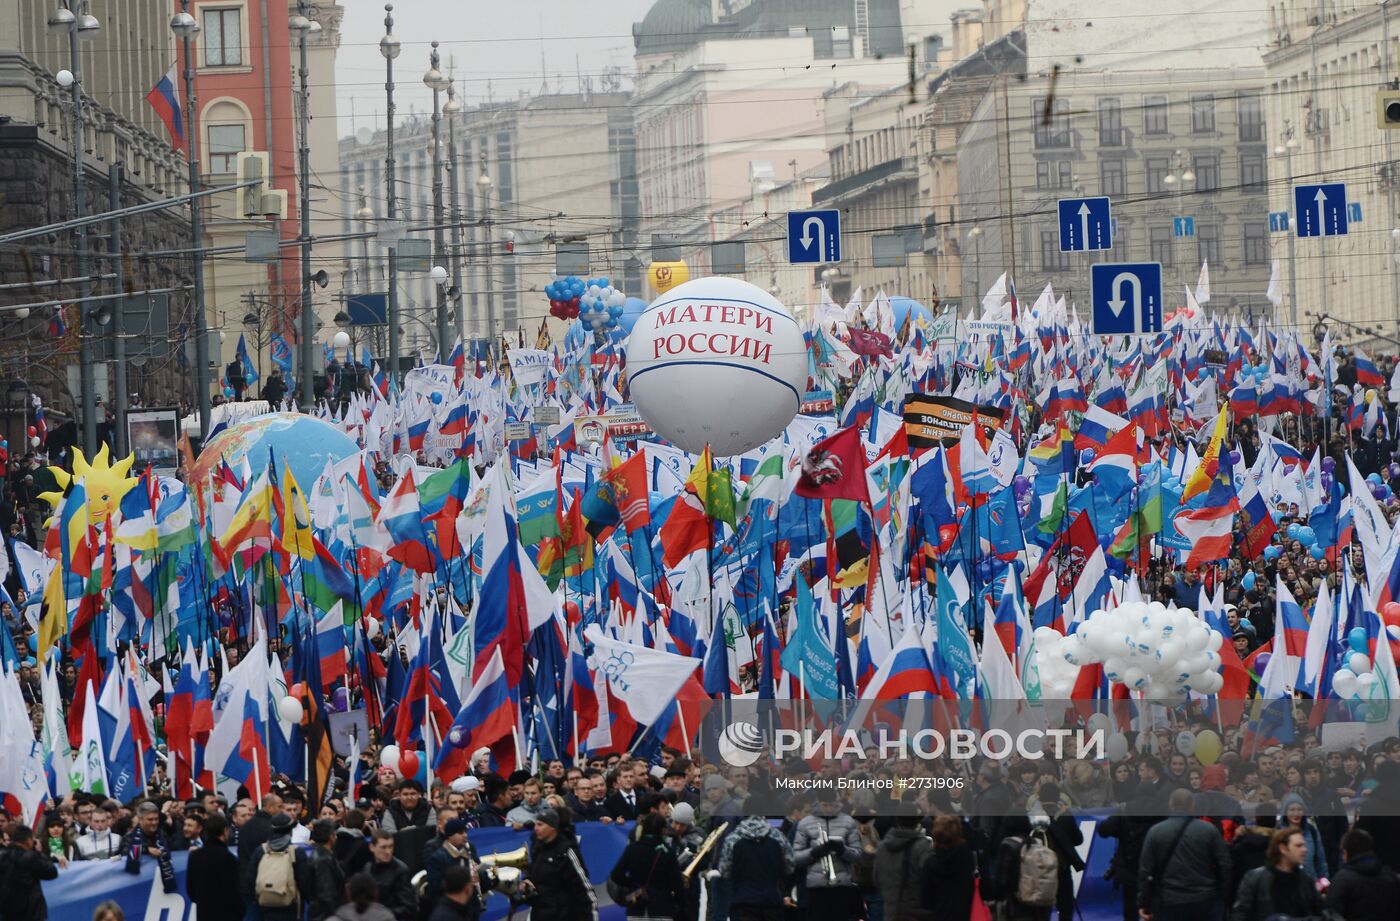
36,564,67,663
1180,403,1230,503
280,467,315,560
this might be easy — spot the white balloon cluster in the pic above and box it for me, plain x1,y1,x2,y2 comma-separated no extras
1053,601,1225,699
1031,627,1085,698
579,281,627,331
1331,653,1379,699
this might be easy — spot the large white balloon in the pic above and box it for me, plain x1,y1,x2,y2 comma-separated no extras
626,277,808,456
277,695,304,724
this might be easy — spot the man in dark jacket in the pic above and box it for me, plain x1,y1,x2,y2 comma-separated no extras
333,809,371,876
1100,756,1172,921
427,865,478,921
872,812,931,921
381,779,435,834
1354,760,1400,872
365,829,415,921
304,819,346,921
716,813,797,920
237,792,283,907
1325,828,1400,921
1233,827,1322,921
422,819,476,916
0,824,59,921
187,815,244,921
1136,789,1230,921
524,808,597,921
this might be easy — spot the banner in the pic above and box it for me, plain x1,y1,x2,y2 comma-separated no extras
903,395,1005,449
44,819,1123,921
575,405,652,446
507,348,552,387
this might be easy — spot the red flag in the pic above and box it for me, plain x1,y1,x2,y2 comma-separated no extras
795,427,870,503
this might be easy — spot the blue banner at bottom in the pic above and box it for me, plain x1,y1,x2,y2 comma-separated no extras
45,819,1124,921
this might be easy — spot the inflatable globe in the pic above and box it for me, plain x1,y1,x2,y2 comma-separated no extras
190,413,359,500
626,276,807,456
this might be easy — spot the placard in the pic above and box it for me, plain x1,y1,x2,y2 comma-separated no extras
126,408,181,475
903,395,1005,449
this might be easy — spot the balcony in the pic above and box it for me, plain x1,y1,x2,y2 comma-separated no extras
812,157,916,205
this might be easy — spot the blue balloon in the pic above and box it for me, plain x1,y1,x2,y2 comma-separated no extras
598,277,610,289
1368,472,1383,485
617,297,649,335
1309,545,1326,560
1263,545,1283,561
1286,523,1301,539
889,296,933,333
430,391,443,404
1242,571,1257,591
1349,627,1369,654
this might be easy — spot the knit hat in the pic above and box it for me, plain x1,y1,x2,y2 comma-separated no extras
671,802,696,828
702,774,729,793
443,818,469,836
1200,764,1228,792
534,807,561,829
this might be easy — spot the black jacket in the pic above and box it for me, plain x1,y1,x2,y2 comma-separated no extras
426,898,477,921
1228,825,1273,903
1099,779,1171,877
1325,854,1400,921
604,790,640,822
873,827,933,921
187,838,245,921
236,810,277,898
1136,817,1230,909
305,845,347,921
0,845,59,921
365,856,416,921
333,828,371,876
1232,864,1322,921
528,833,598,921
1355,785,1400,873
609,834,683,918
718,815,795,907
921,842,975,921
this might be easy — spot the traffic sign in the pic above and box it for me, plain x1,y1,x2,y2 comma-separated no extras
1348,202,1363,223
787,209,841,264
1057,196,1112,252
1295,183,1349,237
1269,211,1290,233
1091,262,1163,336
1173,216,1195,238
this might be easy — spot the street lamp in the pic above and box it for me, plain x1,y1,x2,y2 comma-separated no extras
1274,136,1301,328
1163,148,1195,291
291,2,316,405
169,0,211,445
380,4,401,390
53,2,100,453
443,80,466,344
968,224,983,308
477,169,494,332
424,43,452,360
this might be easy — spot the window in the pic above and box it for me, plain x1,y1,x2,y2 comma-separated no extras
1243,221,1269,265
1238,93,1264,142
1034,97,1072,148
203,9,243,67
1098,98,1124,146
831,25,853,58
1144,96,1169,135
1197,223,1222,267
1150,227,1174,266
1191,94,1216,133
1101,158,1126,197
1036,160,1071,189
1040,231,1070,271
207,124,244,173
1193,153,1220,191
1146,157,1171,194
1240,151,1266,191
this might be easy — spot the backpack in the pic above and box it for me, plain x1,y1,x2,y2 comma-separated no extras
1006,828,1059,908
255,845,299,908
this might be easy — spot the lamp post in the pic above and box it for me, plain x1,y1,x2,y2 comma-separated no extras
242,302,264,382
290,3,319,406
51,2,98,454
169,3,210,447
443,80,465,346
380,4,401,389
424,43,452,359
968,224,983,309
1274,136,1300,328
1162,148,1196,291
477,169,494,336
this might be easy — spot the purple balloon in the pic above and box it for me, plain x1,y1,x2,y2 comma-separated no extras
1321,456,1337,473
1321,471,1333,492
1390,463,1400,479
330,687,351,714
1373,483,1388,500
1229,450,1242,465
1254,652,1271,674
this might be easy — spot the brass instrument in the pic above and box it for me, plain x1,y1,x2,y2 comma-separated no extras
411,869,428,902
816,825,838,883
682,822,729,882
479,845,531,898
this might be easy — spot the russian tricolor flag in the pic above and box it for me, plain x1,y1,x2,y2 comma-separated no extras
145,65,185,150
434,647,517,781
1355,347,1384,387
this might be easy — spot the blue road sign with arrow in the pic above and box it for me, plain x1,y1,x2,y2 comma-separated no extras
1057,196,1112,252
1091,262,1163,336
1294,183,1348,237
787,209,842,264
1269,211,1290,233
1173,216,1195,237
1348,202,1362,223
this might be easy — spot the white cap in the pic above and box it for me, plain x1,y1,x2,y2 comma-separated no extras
451,775,482,793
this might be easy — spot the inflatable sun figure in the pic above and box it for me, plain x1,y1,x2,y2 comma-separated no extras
38,444,139,524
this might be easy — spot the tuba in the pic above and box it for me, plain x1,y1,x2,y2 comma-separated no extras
479,845,531,898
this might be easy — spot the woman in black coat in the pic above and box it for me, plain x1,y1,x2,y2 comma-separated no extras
608,813,684,919
922,816,976,921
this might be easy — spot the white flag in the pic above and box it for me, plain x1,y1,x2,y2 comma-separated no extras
583,625,698,725
1265,259,1283,307
1195,260,1211,304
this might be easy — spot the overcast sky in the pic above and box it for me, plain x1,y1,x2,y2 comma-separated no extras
334,0,656,140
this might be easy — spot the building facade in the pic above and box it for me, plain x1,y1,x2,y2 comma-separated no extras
1263,0,1400,340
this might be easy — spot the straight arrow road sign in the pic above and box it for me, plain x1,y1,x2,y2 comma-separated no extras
1295,183,1349,237
1057,197,1112,252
